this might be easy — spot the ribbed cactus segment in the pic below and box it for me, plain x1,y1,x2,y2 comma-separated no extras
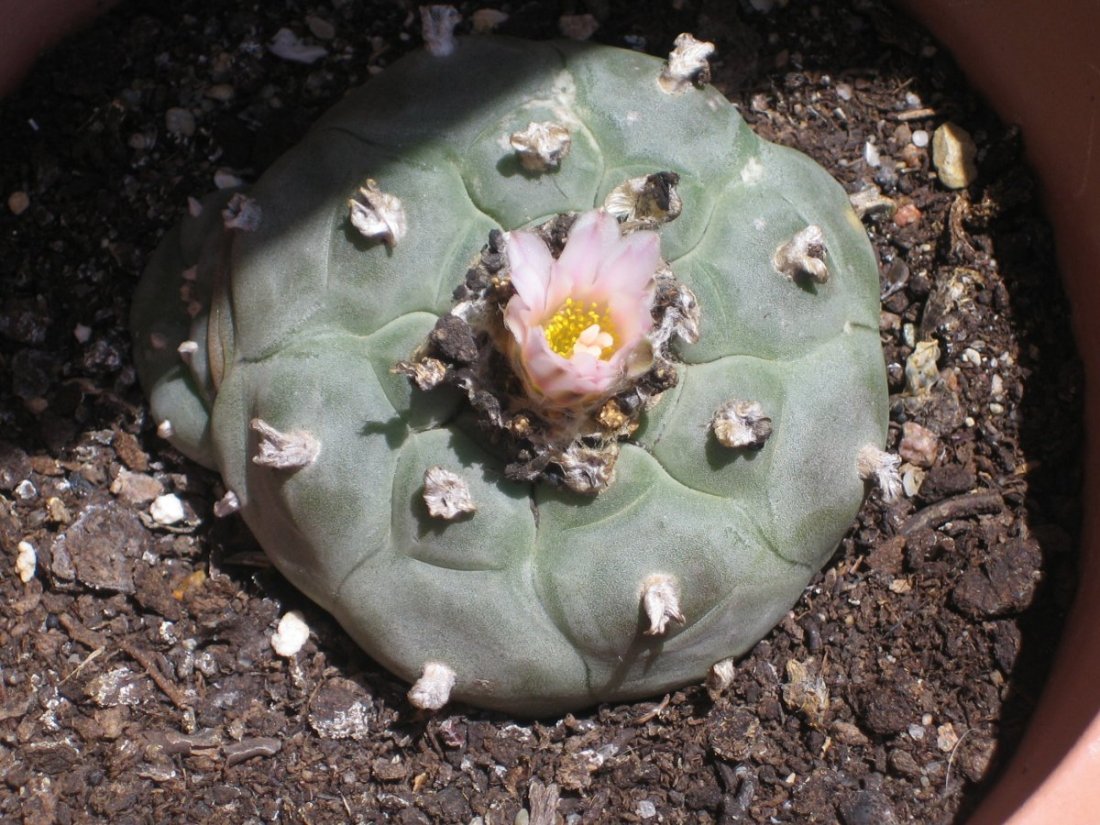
132,37,887,715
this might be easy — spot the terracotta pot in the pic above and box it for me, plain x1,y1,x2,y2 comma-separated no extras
4,1,1097,821
894,4,1100,822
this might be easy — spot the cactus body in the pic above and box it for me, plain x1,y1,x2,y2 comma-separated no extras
132,38,887,715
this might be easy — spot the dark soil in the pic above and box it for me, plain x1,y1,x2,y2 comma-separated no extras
0,1,1083,823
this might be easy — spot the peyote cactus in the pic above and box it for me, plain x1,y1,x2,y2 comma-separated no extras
132,35,889,716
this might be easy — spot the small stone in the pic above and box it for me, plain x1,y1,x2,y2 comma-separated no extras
73,323,93,343
14,479,37,500
15,541,37,583
308,677,375,740
268,28,328,64
423,466,476,520
213,169,244,189
659,33,715,93
773,225,829,283
205,83,235,102
898,421,938,467
271,610,311,657
213,490,240,518
893,203,922,227
150,494,186,526
164,107,196,138
932,122,978,189
905,339,940,395
936,722,959,752
408,662,456,710
911,129,930,148
510,122,572,173
711,400,772,449
706,658,736,699
348,179,407,247
640,574,685,636
45,497,71,524
7,190,30,215
420,5,461,57
558,14,599,41
849,186,896,219
636,800,657,819
156,420,175,439
305,15,336,40
471,8,508,33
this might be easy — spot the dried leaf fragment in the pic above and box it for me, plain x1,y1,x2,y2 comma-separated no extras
706,658,736,699
510,121,572,173
408,662,456,710
711,400,772,449
857,444,903,503
658,33,715,94
640,574,686,636
348,179,407,247
423,466,476,520
774,225,829,283
251,418,320,470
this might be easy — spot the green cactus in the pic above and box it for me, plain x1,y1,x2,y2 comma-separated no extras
132,36,888,716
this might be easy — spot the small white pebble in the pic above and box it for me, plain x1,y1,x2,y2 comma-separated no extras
912,129,930,148
14,479,36,501
636,800,657,819
271,610,311,657
214,169,244,189
864,140,881,168
8,190,30,215
73,323,93,343
908,723,926,740
15,541,37,583
150,493,186,526
156,419,175,439
989,402,1005,415
213,490,240,518
268,28,328,64
836,82,853,101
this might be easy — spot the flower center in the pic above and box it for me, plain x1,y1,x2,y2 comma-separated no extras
543,298,618,360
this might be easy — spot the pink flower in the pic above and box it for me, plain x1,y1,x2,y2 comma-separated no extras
504,210,660,406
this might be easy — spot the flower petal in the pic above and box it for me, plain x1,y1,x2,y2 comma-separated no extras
555,210,622,293
505,229,555,314
594,229,660,296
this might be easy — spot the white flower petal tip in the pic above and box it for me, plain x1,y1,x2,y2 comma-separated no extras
658,33,715,94
857,444,903,503
271,610,311,658
267,28,328,65
250,418,320,470
348,179,407,247
711,400,773,449
640,574,686,636
213,490,241,518
423,466,476,520
604,172,682,226
706,658,736,699
221,193,262,231
773,225,829,284
408,662,456,711
509,121,572,173
420,5,461,57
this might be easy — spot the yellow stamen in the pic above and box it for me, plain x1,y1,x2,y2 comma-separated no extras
543,298,618,360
